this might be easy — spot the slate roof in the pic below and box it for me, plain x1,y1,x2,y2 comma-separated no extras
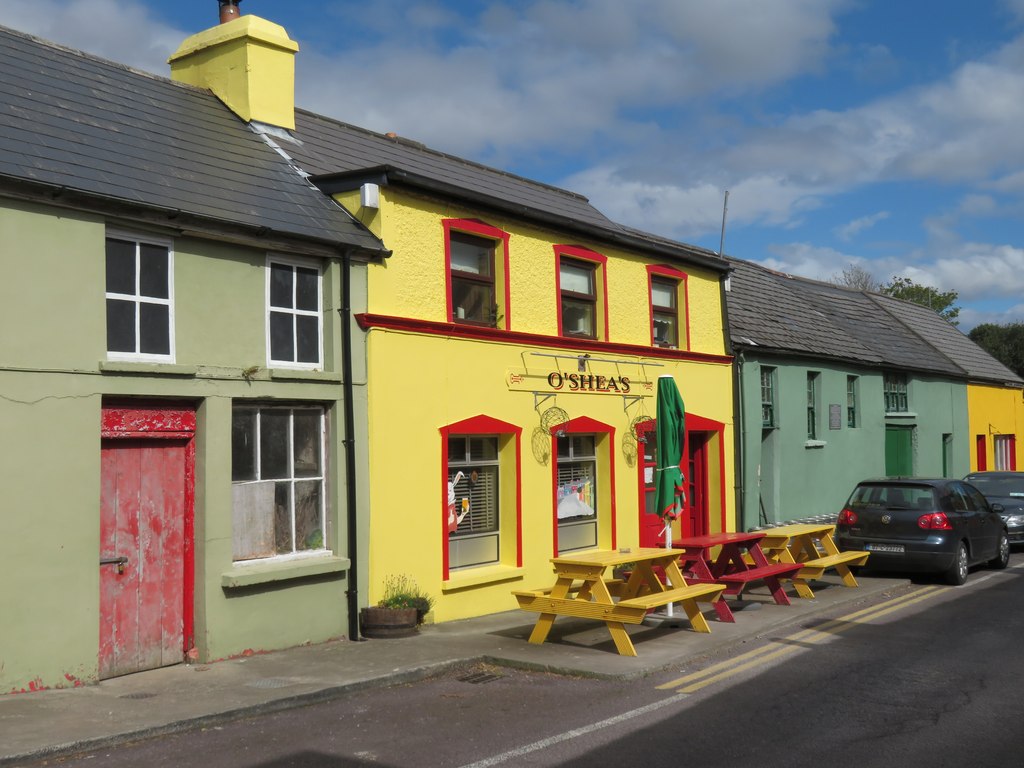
286,110,729,272
0,25,385,253
726,258,1022,385
870,293,1023,385
725,259,881,362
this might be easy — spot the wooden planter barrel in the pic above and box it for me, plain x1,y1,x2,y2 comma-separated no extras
359,606,419,639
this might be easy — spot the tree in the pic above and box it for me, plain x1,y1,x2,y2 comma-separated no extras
968,322,1024,378
830,263,880,291
881,276,960,325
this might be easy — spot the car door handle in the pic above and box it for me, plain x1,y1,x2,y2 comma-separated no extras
100,556,128,575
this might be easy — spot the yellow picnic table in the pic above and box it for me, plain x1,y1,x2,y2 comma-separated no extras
758,523,869,599
513,547,726,657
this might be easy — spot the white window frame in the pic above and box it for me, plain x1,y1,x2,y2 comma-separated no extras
231,404,329,563
266,254,324,369
105,230,175,363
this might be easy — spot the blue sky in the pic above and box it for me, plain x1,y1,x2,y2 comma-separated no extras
5,0,1024,330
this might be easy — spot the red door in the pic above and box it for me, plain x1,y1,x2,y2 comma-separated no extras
99,405,194,679
636,421,711,544
637,420,663,547
685,432,709,537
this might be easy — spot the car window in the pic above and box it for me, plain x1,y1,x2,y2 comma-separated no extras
963,484,990,512
850,484,935,509
966,475,1024,496
949,485,970,512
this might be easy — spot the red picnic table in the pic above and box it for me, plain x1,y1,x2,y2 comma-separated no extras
671,531,804,607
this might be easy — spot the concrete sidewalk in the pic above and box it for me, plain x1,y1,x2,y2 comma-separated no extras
0,574,908,766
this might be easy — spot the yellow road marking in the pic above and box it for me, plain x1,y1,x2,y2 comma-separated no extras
657,585,944,693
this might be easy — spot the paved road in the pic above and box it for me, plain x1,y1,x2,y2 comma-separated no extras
23,562,1024,768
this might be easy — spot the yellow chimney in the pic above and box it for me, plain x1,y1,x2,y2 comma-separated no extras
169,15,299,130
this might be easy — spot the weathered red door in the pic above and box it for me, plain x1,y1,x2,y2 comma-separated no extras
99,405,194,679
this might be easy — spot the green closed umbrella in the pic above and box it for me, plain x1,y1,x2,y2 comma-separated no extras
654,374,686,547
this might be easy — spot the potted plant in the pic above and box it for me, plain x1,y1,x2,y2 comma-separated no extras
359,575,434,639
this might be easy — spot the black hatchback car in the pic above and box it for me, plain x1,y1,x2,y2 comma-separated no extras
963,471,1024,545
835,478,1009,585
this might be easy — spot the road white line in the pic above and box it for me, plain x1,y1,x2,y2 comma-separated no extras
455,692,690,768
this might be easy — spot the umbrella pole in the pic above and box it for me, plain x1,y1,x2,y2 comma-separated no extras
663,521,674,617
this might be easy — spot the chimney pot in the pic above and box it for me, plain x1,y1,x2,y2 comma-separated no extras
219,0,243,24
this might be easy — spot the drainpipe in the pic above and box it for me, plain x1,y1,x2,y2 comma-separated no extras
734,350,747,531
719,269,746,531
339,250,362,641
218,0,243,24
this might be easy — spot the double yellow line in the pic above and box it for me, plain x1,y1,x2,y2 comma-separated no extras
656,585,944,694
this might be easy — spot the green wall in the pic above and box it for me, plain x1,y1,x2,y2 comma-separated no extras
736,354,969,531
0,198,364,691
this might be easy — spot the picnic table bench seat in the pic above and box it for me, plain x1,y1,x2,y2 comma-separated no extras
513,582,725,633
715,561,803,585
792,550,869,579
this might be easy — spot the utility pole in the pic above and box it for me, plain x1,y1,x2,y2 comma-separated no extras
718,190,730,257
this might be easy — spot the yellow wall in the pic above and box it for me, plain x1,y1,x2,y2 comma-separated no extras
364,331,734,621
968,383,1024,470
340,186,734,622
365,188,728,352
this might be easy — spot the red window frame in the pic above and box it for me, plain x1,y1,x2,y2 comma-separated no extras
646,265,689,350
554,245,608,341
443,219,511,330
976,434,988,471
439,414,522,579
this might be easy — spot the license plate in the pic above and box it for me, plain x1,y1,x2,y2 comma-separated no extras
866,543,904,553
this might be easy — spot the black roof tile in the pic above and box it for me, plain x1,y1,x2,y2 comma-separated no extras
0,25,385,253
727,258,1021,384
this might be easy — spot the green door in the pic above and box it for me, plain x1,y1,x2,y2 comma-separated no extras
885,426,913,476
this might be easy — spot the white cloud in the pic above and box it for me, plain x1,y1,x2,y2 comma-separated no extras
757,243,862,282
902,242,1024,301
0,0,185,73
835,211,890,241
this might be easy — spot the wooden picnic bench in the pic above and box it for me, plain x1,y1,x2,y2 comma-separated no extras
758,523,869,599
513,548,726,657
673,531,802,608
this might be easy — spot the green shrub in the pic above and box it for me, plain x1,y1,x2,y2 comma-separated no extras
378,574,434,623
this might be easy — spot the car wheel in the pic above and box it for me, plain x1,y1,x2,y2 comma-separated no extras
990,531,1010,570
945,542,969,586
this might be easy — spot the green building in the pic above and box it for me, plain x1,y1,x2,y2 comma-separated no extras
0,24,387,691
727,259,1021,531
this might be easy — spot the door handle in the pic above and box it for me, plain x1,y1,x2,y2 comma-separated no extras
100,556,128,575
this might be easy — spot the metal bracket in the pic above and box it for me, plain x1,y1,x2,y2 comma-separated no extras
622,394,645,411
100,556,128,575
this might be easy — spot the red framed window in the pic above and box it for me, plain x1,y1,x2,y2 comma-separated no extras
444,219,511,330
440,415,522,578
976,435,988,471
555,245,608,341
995,435,1017,470
646,265,688,350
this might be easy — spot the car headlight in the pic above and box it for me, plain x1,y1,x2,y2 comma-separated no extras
1001,514,1024,527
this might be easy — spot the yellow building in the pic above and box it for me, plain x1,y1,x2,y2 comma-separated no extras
168,7,735,624
330,190,736,621
969,384,1024,471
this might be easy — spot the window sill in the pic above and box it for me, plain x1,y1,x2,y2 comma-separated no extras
100,361,198,376
268,368,343,382
221,555,350,589
442,564,524,593
885,411,917,419
804,440,827,449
